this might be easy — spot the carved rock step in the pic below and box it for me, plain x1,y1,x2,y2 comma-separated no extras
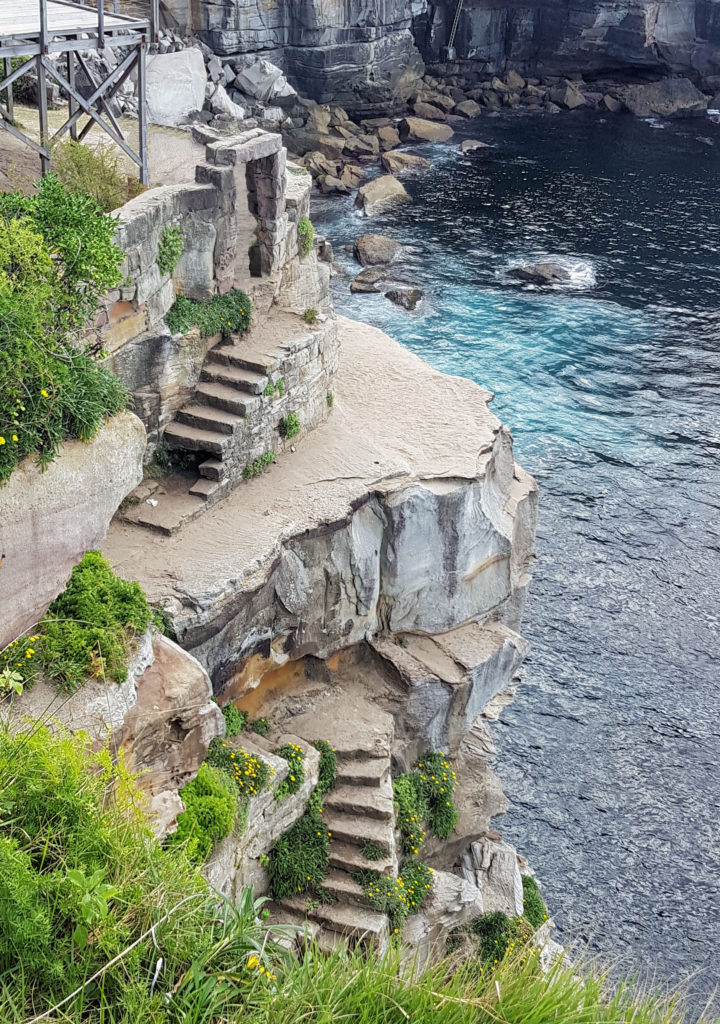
194,381,258,417
336,756,388,789
320,868,373,909
213,342,283,376
198,458,225,482
164,422,230,457
189,478,222,500
324,781,394,822
278,896,388,949
323,809,393,853
175,403,245,435
201,360,268,394
329,840,394,875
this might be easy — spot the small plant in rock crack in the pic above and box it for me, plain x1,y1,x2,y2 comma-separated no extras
251,716,271,736
205,737,272,800
242,451,276,480
274,742,305,800
326,392,334,408
279,412,300,439
303,307,318,325
157,224,184,275
221,702,248,737
297,216,314,258
264,378,285,398
313,739,337,795
521,874,549,928
361,841,386,862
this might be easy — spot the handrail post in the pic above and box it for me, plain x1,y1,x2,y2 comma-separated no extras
97,0,105,48
38,0,50,174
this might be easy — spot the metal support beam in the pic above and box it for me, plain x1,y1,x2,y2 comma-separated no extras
37,0,50,175
137,36,148,185
3,57,12,123
67,48,77,140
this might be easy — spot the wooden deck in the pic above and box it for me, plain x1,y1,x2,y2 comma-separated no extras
0,1,146,39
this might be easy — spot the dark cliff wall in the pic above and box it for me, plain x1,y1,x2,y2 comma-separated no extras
159,0,720,101
415,0,720,84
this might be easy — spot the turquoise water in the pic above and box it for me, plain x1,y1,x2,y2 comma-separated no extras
312,112,720,1007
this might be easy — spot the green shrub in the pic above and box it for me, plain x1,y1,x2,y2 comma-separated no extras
205,737,271,800
165,288,251,338
393,772,428,855
221,702,247,737
416,751,459,839
0,175,127,483
469,911,534,966
279,412,300,439
249,716,269,736
167,762,238,864
13,551,152,693
264,377,285,398
522,874,548,928
243,450,275,480
356,861,434,933
274,742,305,801
361,840,385,861
157,224,184,275
52,138,144,213
268,792,330,900
303,307,318,325
297,216,314,258
327,391,334,408
313,739,337,795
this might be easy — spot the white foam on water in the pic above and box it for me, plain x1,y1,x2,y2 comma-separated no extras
500,255,598,290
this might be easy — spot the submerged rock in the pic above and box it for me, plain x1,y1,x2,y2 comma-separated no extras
507,262,572,286
460,139,495,155
354,175,410,216
354,234,402,266
385,287,423,310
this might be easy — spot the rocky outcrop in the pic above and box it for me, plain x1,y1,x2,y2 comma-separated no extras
355,175,410,215
0,411,145,649
402,870,484,966
146,49,207,126
354,234,402,266
3,629,223,838
614,76,709,115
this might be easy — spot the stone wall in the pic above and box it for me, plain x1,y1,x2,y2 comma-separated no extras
97,129,332,454
0,411,145,650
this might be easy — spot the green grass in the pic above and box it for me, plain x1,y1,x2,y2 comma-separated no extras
165,289,251,338
522,874,549,928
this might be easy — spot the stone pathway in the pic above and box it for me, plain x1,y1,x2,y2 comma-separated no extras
270,695,398,952
119,311,336,534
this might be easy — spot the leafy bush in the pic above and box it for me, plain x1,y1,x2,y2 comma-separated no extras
522,874,549,928
279,412,300,439
356,861,434,933
221,702,247,737
243,450,275,480
251,716,270,736
313,739,337,795
0,175,127,483
274,742,305,801
469,911,534,966
157,224,184,275
167,762,238,864
393,772,428,855
416,751,459,839
52,139,145,213
297,216,314,258
267,793,330,900
205,737,272,800
165,289,251,338
303,307,318,324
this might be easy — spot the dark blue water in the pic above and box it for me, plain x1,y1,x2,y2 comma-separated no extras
312,112,720,1011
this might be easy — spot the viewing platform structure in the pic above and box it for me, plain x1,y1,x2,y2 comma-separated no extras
0,1,158,183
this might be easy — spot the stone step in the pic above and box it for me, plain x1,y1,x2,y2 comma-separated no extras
176,403,245,435
198,458,226,482
213,342,283,376
279,897,388,947
329,841,394,876
201,360,268,394
189,477,222,501
320,869,372,909
194,381,256,416
164,422,230,457
323,810,393,853
336,757,388,789
324,783,394,822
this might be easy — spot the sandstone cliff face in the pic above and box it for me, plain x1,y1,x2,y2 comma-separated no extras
415,0,720,82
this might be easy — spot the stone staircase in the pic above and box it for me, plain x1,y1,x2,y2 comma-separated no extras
270,699,399,952
119,311,338,533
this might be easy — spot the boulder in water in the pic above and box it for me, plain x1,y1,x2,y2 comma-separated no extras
454,99,483,118
354,234,402,266
617,77,708,118
381,151,431,174
385,287,423,310
354,175,410,216
399,116,454,143
350,267,385,294
507,262,572,286
460,139,495,155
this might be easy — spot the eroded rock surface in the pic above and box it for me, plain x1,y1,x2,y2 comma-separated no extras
0,411,145,649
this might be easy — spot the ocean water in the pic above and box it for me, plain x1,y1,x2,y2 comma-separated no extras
311,112,720,1009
